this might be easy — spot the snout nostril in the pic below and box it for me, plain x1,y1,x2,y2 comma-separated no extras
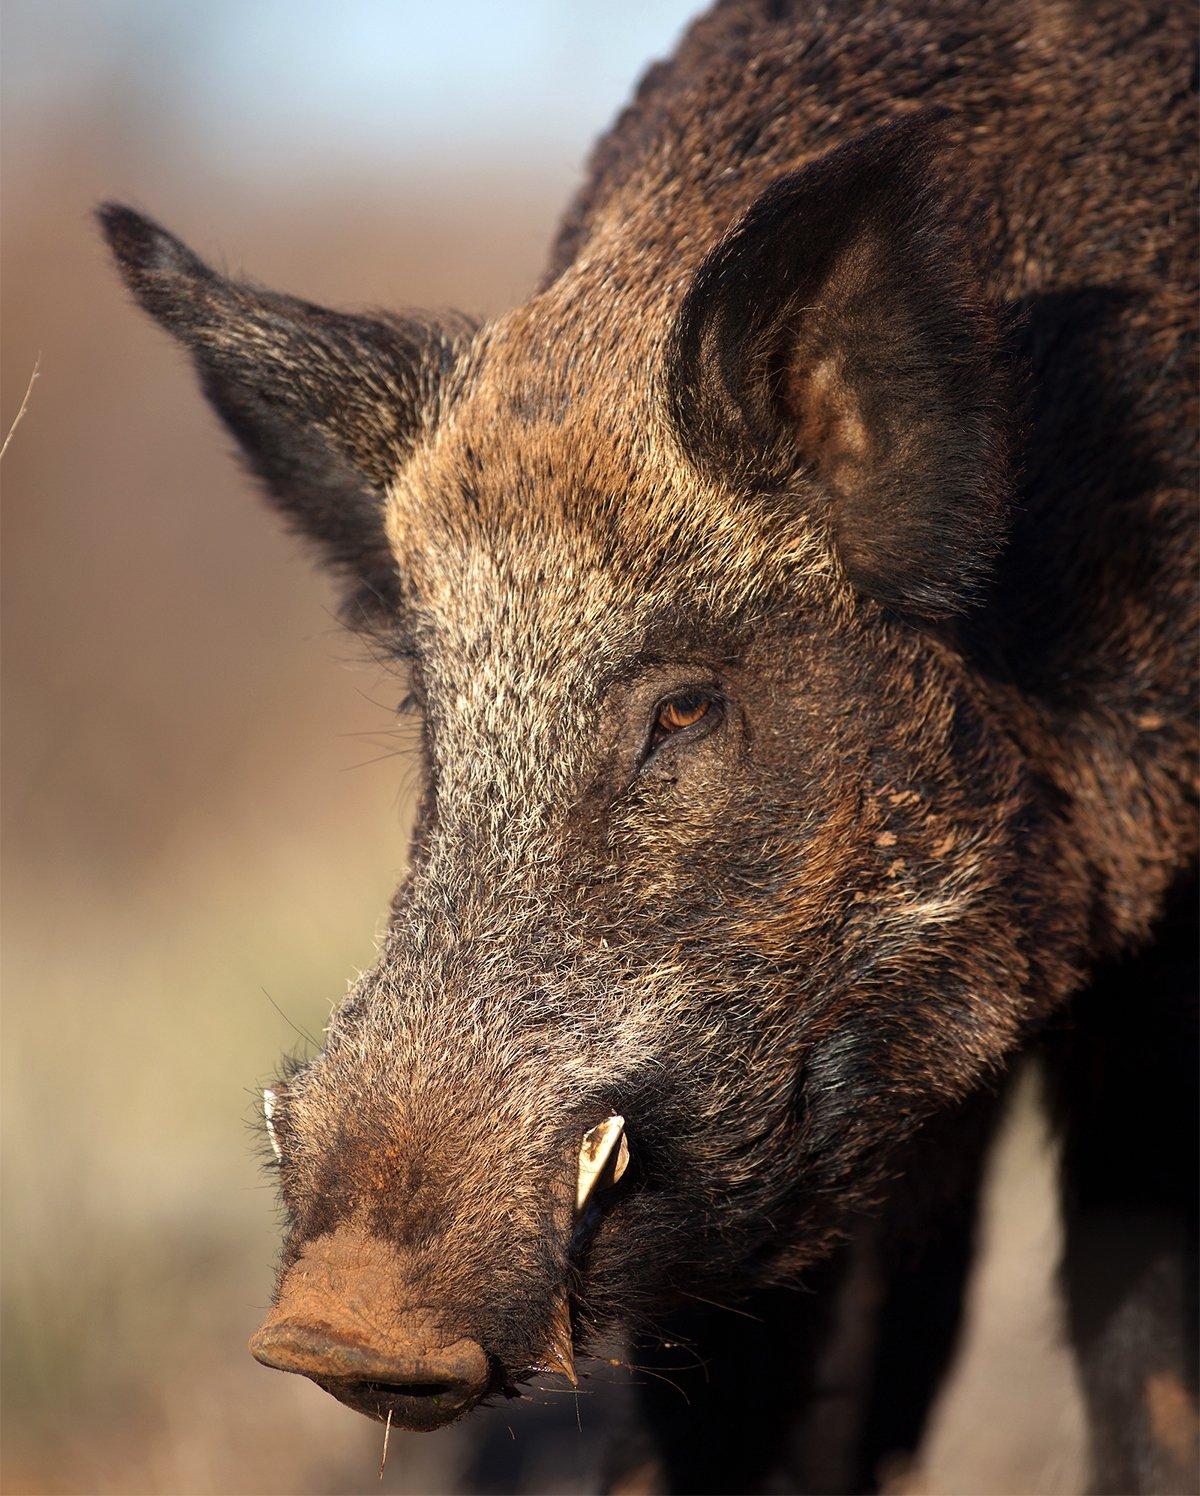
353,1376,463,1400
332,1362,492,1430
357,1377,462,1400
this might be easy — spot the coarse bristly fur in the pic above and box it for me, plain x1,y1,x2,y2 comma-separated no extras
99,0,1197,1490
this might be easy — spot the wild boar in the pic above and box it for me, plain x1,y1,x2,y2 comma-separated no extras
100,0,1197,1489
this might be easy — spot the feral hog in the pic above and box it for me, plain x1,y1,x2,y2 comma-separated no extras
101,0,1198,1490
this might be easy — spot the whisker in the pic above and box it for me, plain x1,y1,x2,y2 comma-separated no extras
625,1365,692,1404
345,747,414,771
676,1287,764,1322
260,987,320,1049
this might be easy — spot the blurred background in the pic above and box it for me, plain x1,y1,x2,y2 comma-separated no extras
3,4,1087,1491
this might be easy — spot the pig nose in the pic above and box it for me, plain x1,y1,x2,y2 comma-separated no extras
249,1317,492,1430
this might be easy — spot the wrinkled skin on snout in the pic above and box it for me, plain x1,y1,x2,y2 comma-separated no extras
101,116,1085,1429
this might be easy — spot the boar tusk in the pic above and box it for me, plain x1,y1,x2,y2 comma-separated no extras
576,1114,629,1213
538,1292,577,1385
535,1118,629,1389
263,1088,282,1161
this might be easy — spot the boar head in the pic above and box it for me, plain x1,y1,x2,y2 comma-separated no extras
101,117,1053,1430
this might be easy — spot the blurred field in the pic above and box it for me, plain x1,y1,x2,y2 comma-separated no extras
3,6,1087,1492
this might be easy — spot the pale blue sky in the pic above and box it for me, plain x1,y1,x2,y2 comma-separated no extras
7,1,700,176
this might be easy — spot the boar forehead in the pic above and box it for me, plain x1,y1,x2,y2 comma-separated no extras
383,307,832,690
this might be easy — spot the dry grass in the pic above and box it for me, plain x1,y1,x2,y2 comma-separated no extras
0,356,39,462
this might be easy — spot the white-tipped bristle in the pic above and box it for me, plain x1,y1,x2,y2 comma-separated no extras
263,1088,282,1161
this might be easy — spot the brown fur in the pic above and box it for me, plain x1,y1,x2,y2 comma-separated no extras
100,0,1197,1487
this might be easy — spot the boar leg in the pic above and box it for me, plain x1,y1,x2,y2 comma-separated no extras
851,1082,1006,1492
621,1256,851,1495
1045,874,1199,1496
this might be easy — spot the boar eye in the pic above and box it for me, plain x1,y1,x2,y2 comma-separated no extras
646,689,723,755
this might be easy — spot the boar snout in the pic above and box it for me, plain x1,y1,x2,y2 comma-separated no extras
248,1227,494,1430
250,1313,490,1430
248,1114,634,1424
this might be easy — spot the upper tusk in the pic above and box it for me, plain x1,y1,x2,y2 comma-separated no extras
263,1088,282,1161
576,1114,629,1212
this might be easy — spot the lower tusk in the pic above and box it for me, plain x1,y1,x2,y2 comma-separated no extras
538,1293,577,1385
576,1114,629,1212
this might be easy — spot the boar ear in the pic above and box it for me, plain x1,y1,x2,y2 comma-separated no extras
98,204,473,625
667,114,1009,618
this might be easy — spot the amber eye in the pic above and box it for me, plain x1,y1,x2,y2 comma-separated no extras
658,694,710,732
649,690,720,752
